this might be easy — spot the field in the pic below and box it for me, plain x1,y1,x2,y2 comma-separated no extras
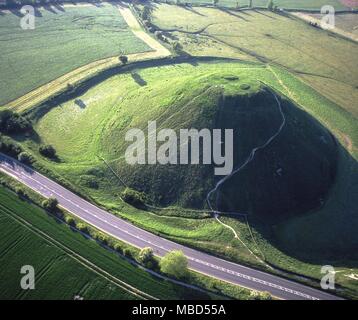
0,3,151,106
150,4,358,117
10,59,356,298
1,2,358,300
166,0,355,10
0,185,228,300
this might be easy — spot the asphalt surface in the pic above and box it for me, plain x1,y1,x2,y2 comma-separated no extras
0,153,342,300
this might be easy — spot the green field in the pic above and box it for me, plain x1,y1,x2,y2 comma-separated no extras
0,186,226,300
175,0,355,10
0,3,150,106
150,4,358,118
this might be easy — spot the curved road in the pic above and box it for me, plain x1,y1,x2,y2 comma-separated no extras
0,153,341,300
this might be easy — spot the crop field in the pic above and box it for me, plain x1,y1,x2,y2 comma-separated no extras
11,59,356,297
0,186,220,300
150,4,358,117
0,3,151,106
163,0,354,10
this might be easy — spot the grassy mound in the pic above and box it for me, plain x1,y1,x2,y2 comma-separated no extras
110,74,338,219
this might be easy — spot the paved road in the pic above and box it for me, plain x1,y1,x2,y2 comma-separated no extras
0,153,342,300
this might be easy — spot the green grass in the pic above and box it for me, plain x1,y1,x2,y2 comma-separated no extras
0,3,150,106
151,5,358,118
0,185,225,300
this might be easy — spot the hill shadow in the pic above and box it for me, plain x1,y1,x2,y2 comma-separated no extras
131,72,147,86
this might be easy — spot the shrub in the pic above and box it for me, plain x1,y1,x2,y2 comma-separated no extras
79,175,99,189
113,243,123,254
15,187,26,198
160,250,188,279
39,144,56,159
18,152,32,164
42,197,59,212
0,110,32,134
249,290,273,300
0,138,22,157
123,248,133,258
76,223,88,233
120,187,146,208
119,55,128,64
137,247,157,269
96,233,109,245
64,215,75,225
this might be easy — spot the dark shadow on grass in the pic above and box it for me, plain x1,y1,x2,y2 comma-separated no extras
43,5,58,15
74,99,87,109
131,72,147,86
253,9,277,20
217,7,249,21
9,8,22,17
53,4,65,13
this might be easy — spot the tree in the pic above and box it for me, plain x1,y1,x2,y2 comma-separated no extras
119,55,128,65
39,144,56,159
250,290,272,300
121,187,146,208
249,0,253,8
15,186,26,198
42,197,58,212
18,152,32,164
138,247,157,269
160,250,188,279
213,0,219,6
0,110,32,134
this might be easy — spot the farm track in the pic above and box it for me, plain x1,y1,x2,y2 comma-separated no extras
4,4,171,113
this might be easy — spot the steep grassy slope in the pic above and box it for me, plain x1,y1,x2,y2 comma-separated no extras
32,67,337,219
0,3,150,106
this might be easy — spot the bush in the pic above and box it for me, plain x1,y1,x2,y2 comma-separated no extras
120,187,146,208
123,248,133,258
18,152,32,164
96,233,109,245
249,290,272,300
79,175,99,189
119,55,128,64
64,215,75,225
42,197,59,212
0,138,22,157
15,187,26,198
137,247,157,269
39,144,56,159
160,250,188,279
113,243,123,254
0,110,32,134
76,223,88,233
